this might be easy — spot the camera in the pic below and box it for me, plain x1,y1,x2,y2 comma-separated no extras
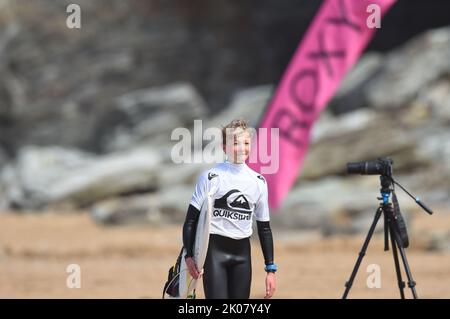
347,157,393,176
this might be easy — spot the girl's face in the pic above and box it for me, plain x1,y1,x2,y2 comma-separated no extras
223,130,251,164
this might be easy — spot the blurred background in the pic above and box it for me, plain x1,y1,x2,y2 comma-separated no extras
0,0,449,298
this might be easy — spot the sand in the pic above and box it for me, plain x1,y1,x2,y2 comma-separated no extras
1,209,449,299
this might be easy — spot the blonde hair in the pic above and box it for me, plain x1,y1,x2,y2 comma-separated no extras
221,119,251,144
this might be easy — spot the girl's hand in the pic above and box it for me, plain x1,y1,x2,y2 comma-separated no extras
264,272,276,298
185,256,200,279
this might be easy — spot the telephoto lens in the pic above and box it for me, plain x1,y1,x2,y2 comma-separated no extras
347,158,393,176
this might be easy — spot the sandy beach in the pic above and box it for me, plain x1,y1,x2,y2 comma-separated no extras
1,209,449,299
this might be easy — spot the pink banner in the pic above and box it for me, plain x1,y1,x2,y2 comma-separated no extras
248,0,396,210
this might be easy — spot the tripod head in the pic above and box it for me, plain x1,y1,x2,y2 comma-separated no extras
379,175,393,205
346,157,434,215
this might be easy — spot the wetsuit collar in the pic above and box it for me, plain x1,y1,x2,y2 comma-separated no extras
224,159,246,171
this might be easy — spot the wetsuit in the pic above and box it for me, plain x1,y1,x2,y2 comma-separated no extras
183,160,274,299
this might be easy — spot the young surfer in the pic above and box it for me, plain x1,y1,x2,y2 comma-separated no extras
182,119,277,299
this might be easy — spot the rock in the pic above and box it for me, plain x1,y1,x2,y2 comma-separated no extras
271,177,416,236
367,27,450,109
1,0,450,157
0,162,25,210
158,185,196,223
105,83,209,152
0,147,8,168
43,148,162,207
205,85,273,129
427,231,450,252
327,27,450,115
419,79,450,125
416,129,450,165
156,162,212,189
395,165,450,205
302,116,430,180
90,194,163,226
153,86,272,167
1,147,95,209
90,185,194,226
117,83,208,119
1,146,162,208
328,53,383,114
310,109,379,144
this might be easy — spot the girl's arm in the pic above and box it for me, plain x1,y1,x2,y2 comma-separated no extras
182,204,201,279
257,220,276,298
182,204,200,258
257,220,274,265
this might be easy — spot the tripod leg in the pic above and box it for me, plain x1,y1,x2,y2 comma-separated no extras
342,207,383,299
390,225,419,299
384,214,389,251
388,223,406,299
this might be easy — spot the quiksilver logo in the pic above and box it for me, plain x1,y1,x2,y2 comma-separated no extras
213,209,251,220
208,172,218,180
213,189,252,220
214,190,251,214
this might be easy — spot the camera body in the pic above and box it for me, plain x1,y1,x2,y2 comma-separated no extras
347,157,393,176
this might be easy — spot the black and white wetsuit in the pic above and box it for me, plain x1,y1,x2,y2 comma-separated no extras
183,160,274,299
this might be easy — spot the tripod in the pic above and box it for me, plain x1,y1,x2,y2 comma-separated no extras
342,175,424,299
